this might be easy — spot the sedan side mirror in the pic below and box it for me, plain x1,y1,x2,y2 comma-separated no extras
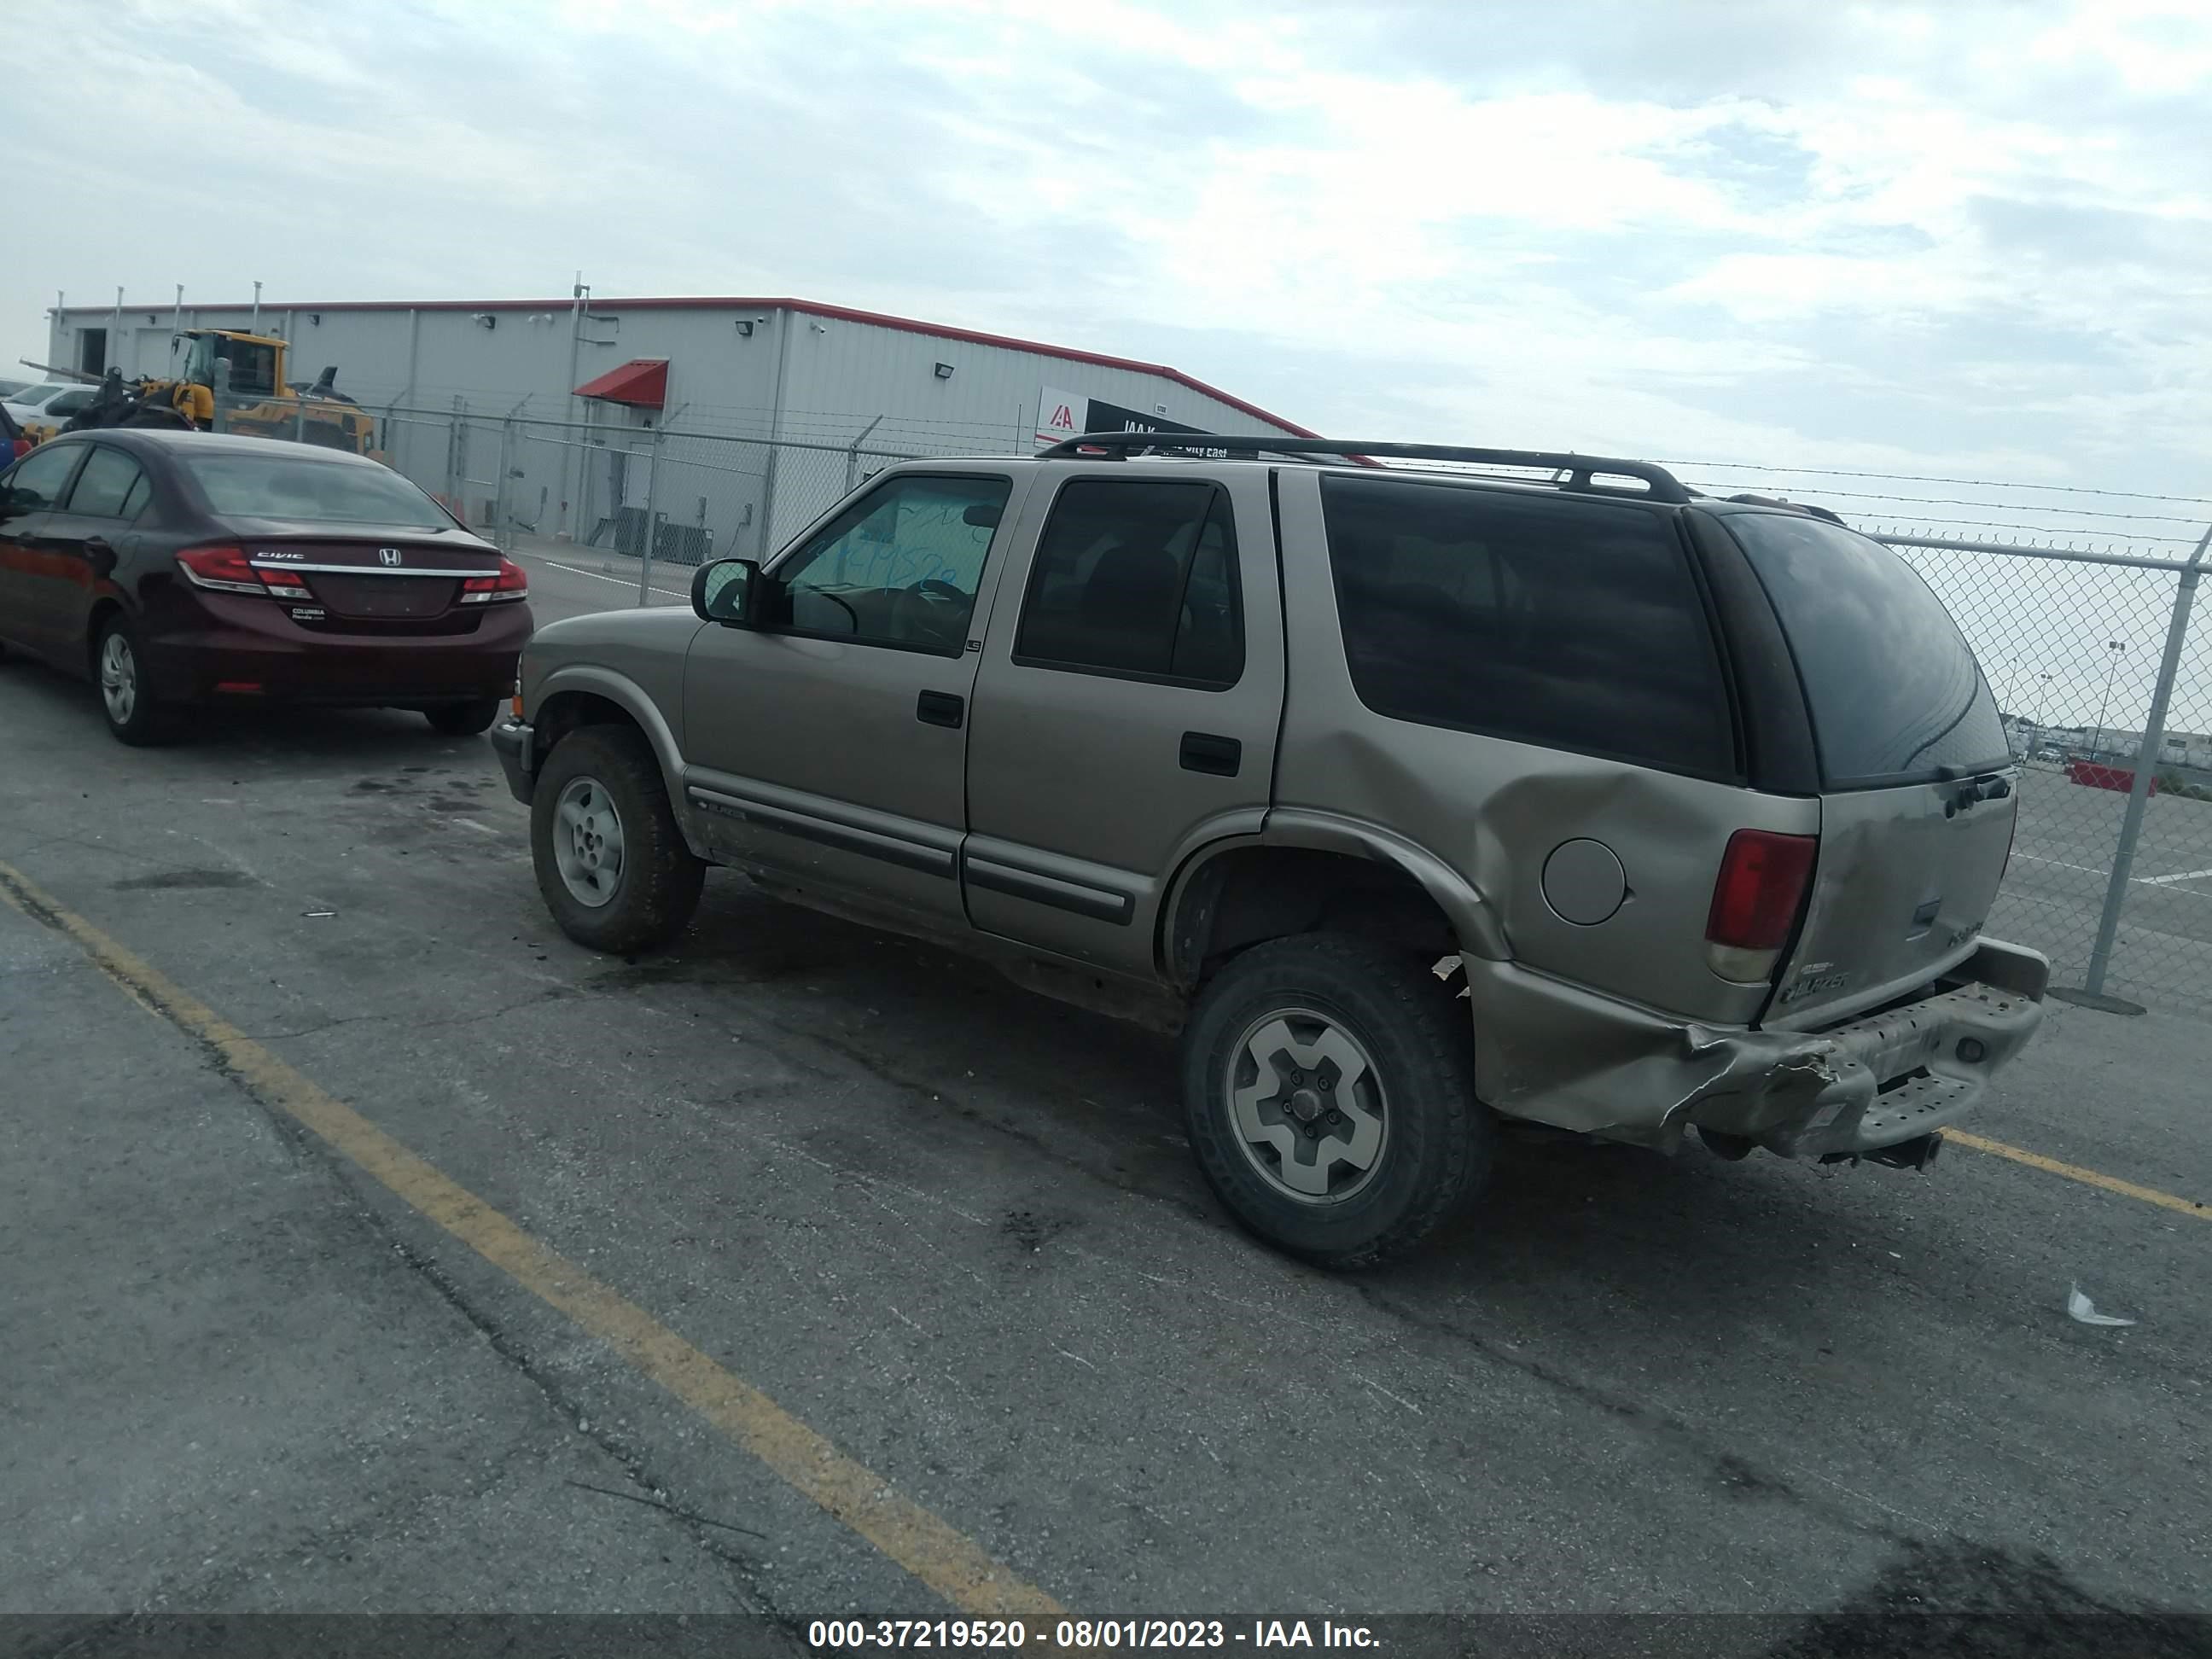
693,558,763,626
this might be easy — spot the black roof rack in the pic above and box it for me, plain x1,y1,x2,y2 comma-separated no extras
1035,432,1692,504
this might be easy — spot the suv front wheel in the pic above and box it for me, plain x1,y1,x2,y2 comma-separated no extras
531,725,705,953
1180,934,1491,1269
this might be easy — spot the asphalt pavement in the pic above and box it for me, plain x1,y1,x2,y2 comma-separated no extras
2,588,2208,1626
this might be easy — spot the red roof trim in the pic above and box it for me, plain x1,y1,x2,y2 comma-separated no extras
65,294,1323,439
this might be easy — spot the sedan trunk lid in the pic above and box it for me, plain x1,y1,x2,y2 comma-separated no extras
243,533,501,626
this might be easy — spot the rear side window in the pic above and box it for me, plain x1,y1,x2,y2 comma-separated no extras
1321,476,1735,776
65,447,148,518
1723,513,2008,787
1016,479,1244,687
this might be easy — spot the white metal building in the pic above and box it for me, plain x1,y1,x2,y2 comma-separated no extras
42,294,1318,556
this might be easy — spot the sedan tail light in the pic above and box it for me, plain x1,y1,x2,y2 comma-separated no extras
461,556,528,604
1705,829,1818,983
176,544,267,596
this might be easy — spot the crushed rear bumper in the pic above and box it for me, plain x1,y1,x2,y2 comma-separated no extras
1464,939,2049,1158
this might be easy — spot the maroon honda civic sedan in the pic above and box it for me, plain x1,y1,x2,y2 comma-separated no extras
0,428,530,744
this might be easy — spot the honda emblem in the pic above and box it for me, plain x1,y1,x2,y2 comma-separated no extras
378,547,402,568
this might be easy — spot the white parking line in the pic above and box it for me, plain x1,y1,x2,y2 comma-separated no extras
2011,853,2110,878
2013,852,2212,894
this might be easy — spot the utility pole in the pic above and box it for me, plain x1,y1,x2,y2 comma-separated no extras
563,272,587,539
250,281,262,334
2093,639,2127,760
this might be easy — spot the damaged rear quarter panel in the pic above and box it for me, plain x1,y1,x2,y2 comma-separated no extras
1267,468,1819,1027
1266,468,1852,1142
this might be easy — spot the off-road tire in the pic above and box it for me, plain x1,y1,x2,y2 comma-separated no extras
1180,933,1490,1269
531,725,705,953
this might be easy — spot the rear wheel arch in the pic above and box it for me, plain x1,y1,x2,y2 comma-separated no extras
83,598,126,678
1161,839,1473,992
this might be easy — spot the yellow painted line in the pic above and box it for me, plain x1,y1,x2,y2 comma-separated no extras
1947,1130,2208,1221
0,858,1062,1616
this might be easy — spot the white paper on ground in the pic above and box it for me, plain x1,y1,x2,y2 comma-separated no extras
2067,1283,2138,1327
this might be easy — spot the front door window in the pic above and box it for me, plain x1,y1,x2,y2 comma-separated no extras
771,474,1012,655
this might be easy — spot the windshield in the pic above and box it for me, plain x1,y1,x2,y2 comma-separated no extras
10,384,67,409
181,452,455,528
1724,510,2010,787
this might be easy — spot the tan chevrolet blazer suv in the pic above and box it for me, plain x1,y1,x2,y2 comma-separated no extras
493,434,2047,1268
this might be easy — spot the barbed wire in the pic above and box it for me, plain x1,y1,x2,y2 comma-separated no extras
1837,514,2199,544
1664,459,2212,506
1679,480,2209,527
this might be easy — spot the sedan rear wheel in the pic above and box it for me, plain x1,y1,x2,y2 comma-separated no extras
95,616,174,747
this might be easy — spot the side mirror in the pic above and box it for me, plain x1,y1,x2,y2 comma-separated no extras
693,558,762,626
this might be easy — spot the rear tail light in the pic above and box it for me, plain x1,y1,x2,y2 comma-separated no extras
176,544,266,596
462,556,528,604
1705,829,1819,983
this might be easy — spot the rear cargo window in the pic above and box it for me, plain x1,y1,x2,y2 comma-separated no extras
182,453,452,528
1321,476,1735,777
1723,512,2009,787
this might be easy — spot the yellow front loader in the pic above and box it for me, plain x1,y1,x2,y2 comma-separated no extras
20,329,381,459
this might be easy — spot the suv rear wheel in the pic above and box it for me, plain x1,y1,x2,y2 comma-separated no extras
1180,934,1490,1269
531,725,705,953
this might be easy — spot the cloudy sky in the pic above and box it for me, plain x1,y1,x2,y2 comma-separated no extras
11,0,2211,537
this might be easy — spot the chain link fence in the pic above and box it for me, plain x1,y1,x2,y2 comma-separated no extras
1878,529,2212,1018
205,396,2212,1020
339,401,922,593
1669,453,2212,1020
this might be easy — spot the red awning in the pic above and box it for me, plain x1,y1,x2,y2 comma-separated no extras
573,358,667,407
